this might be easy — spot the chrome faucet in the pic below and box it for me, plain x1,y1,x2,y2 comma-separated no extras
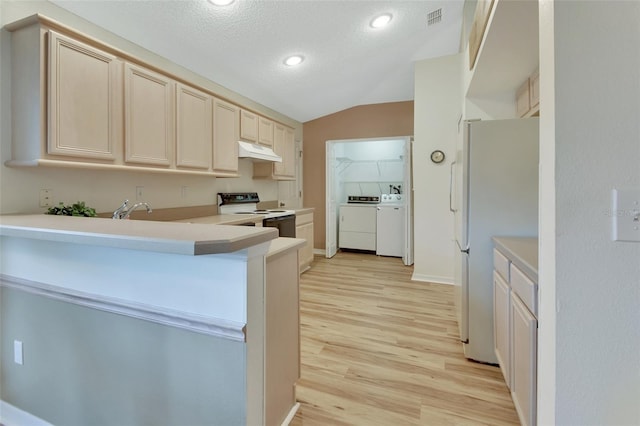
112,199,152,219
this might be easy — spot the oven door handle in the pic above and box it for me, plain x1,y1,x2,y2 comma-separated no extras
265,215,295,222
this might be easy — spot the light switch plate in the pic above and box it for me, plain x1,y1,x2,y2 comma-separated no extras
14,340,23,365
612,188,640,242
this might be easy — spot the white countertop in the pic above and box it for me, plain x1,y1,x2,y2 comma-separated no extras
492,236,538,282
0,214,277,256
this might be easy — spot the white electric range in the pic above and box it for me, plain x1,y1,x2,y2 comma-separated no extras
217,193,296,237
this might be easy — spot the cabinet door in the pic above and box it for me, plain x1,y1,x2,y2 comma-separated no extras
273,123,286,176
124,63,174,166
511,294,537,426
212,98,240,174
176,82,212,170
48,31,121,160
296,221,314,273
240,109,258,142
282,127,296,178
258,116,274,147
493,271,511,388
529,71,540,109
265,249,300,425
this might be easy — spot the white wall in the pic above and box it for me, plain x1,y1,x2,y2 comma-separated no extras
0,1,301,215
538,1,640,424
412,54,461,284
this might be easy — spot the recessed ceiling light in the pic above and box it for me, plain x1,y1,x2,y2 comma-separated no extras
284,55,304,67
370,13,392,29
208,0,234,6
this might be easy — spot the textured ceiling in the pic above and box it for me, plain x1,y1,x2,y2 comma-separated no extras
50,0,465,123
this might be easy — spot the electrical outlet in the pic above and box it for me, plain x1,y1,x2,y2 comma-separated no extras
39,189,53,207
14,340,23,365
136,186,144,201
181,186,188,199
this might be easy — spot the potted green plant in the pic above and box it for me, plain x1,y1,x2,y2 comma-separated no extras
46,201,97,217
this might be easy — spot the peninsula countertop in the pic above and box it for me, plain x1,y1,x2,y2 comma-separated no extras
0,214,278,255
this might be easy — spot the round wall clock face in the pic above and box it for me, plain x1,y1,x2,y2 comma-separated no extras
430,150,445,164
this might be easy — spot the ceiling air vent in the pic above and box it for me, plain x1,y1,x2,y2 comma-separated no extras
427,8,442,26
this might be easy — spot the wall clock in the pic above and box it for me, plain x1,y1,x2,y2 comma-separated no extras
430,150,445,164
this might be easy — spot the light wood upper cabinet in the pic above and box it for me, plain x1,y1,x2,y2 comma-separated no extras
272,123,287,177
273,126,295,178
469,0,494,70
282,127,296,178
240,109,258,142
253,124,296,180
124,62,175,166
176,82,212,170
258,116,274,148
213,98,240,175
516,70,540,118
47,31,121,161
529,70,540,109
7,16,298,179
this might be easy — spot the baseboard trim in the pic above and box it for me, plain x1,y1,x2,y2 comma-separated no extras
411,273,455,285
0,400,52,426
281,402,301,426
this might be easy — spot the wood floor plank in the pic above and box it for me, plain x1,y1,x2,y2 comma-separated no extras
293,252,519,425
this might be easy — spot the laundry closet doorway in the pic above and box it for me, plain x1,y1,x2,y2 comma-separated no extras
325,137,413,265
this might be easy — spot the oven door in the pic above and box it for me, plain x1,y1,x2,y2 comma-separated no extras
263,215,296,238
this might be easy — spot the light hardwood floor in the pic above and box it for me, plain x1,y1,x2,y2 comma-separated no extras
291,251,519,426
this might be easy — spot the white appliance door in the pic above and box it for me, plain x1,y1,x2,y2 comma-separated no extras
458,249,469,345
464,117,539,363
376,205,405,257
325,143,338,258
455,122,471,252
403,137,414,266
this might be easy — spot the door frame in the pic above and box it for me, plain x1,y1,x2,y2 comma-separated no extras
325,136,413,264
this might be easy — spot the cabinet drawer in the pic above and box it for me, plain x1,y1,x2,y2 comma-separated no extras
295,212,313,226
510,264,537,316
493,249,510,282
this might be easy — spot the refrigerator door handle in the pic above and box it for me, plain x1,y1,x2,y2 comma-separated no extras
449,161,457,213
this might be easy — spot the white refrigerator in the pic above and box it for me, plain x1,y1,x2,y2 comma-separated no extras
452,118,539,364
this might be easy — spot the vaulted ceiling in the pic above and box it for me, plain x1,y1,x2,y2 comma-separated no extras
51,0,465,123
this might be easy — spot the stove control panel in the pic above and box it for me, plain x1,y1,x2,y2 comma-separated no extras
380,194,403,204
347,195,380,204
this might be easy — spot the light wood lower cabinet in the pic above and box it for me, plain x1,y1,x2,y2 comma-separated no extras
124,62,175,166
296,212,314,273
511,292,537,426
265,244,300,425
493,271,511,387
493,247,537,426
47,30,122,161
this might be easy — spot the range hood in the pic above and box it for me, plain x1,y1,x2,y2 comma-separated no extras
238,141,282,162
